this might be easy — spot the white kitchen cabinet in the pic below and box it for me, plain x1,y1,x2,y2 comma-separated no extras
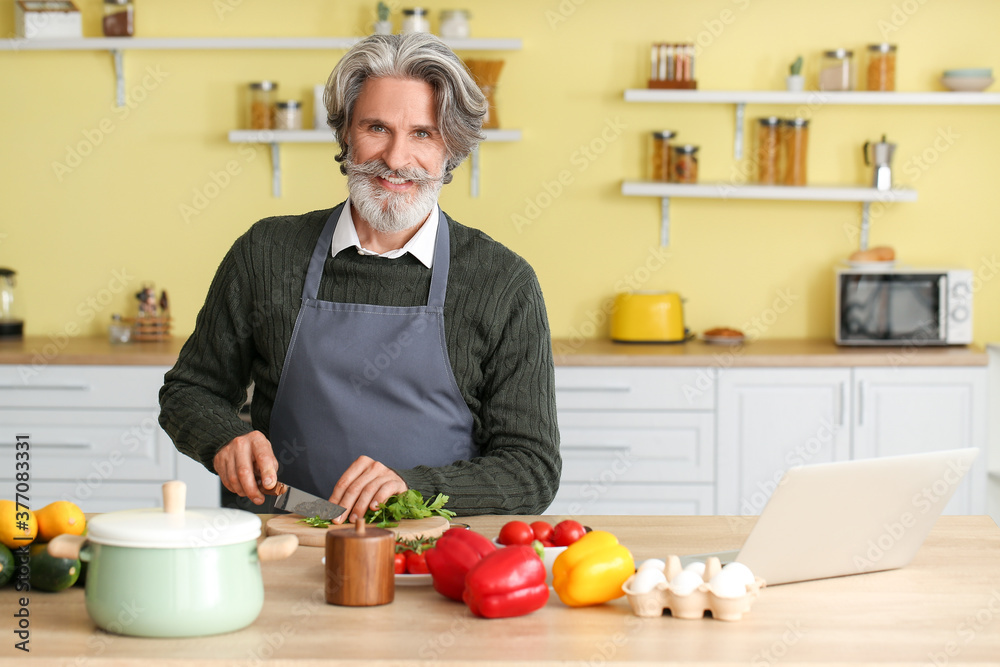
716,369,852,515
853,367,988,515
0,365,220,511
716,366,988,516
552,366,716,515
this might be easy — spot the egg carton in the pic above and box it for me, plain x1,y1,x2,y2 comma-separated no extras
621,555,766,622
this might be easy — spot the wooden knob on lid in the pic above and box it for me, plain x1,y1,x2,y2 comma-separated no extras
325,518,395,607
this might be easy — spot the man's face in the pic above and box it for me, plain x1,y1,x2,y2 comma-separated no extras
345,77,448,234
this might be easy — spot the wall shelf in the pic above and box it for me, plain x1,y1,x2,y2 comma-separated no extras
0,36,522,106
229,129,523,198
621,181,918,247
624,88,1000,159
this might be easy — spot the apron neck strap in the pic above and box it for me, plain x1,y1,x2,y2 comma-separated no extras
303,204,451,310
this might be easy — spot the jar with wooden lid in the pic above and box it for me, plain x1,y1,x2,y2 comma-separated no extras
819,49,855,91
248,81,277,130
670,144,699,184
866,43,897,91
754,117,781,185
103,0,134,37
651,130,676,181
780,118,809,186
274,100,302,130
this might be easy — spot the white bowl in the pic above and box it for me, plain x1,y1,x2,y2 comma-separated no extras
942,76,994,92
493,539,567,586
943,68,993,78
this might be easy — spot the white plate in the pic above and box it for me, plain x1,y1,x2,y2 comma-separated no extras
395,573,433,586
845,260,896,270
321,557,433,586
702,335,745,345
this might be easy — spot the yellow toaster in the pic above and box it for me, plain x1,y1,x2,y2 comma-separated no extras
610,292,686,343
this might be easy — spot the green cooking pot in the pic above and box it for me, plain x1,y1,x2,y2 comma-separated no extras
48,481,298,638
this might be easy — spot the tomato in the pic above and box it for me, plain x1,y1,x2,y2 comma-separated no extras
406,550,430,574
540,539,554,548
552,520,587,547
498,520,535,546
530,521,554,542
394,552,407,575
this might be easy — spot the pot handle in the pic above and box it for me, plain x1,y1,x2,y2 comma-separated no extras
47,534,87,560
257,534,298,562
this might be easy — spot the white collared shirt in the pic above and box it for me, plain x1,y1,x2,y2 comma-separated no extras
330,200,439,269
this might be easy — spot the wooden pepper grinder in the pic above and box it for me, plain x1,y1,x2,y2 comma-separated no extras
325,518,395,606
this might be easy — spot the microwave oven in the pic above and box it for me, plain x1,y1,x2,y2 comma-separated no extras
835,267,973,346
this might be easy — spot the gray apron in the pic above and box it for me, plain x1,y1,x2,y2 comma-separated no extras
268,205,476,499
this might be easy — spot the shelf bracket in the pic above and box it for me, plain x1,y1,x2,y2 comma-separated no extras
270,142,281,198
111,49,124,107
733,102,746,159
859,202,870,250
659,196,671,247
470,145,480,198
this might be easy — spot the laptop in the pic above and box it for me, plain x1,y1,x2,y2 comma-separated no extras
681,448,979,585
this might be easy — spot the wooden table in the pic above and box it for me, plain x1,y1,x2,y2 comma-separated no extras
5,515,1000,665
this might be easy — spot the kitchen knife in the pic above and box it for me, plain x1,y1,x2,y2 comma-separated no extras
269,482,347,521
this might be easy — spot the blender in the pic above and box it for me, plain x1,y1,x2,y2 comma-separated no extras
0,268,24,339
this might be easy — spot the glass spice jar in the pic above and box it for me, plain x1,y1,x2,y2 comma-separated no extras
402,8,430,34
780,118,809,186
819,49,855,91
439,10,471,39
670,144,699,184
248,81,277,130
103,0,134,37
274,100,302,130
755,117,781,185
651,130,676,181
867,43,897,91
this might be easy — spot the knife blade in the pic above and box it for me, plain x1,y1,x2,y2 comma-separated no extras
269,482,347,521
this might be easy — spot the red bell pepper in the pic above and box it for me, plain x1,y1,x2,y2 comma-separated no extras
424,528,496,601
462,544,549,619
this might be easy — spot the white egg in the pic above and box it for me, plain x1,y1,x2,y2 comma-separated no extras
637,558,666,573
629,566,667,594
721,561,756,587
669,569,704,596
708,569,749,599
683,560,706,577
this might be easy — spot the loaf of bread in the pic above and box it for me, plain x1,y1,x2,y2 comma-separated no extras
849,246,895,262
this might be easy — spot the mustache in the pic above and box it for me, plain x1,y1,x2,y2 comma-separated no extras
344,158,439,186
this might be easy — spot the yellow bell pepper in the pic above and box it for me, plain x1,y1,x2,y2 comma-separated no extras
551,530,635,607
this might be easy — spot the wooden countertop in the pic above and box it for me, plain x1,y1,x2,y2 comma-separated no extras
9,514,1000,666
0,336,988,367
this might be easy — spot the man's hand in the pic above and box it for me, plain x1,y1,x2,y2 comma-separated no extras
329,455,407,524
213,431,279,505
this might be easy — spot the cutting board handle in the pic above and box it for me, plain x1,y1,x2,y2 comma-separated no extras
258,534,299,562
47,534,86,559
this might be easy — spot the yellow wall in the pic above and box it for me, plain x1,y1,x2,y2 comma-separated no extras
2,0,999,345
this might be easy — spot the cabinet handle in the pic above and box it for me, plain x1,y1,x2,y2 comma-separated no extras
0,442,93,449
556,386,631,393
857,381,866,426
0,383,92,391
838,382,846,427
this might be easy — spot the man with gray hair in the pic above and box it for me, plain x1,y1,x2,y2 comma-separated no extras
160,33,561,523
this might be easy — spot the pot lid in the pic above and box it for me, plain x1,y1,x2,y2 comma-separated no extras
86,507,262,548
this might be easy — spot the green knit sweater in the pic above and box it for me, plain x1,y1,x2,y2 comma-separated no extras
158,204,561,515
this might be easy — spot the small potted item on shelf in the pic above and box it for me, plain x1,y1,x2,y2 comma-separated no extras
122,283,172,341
648,43,697,89
786,55,804,92
15,0,82,39
373,2,392,35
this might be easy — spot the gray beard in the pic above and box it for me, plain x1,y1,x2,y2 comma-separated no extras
345,157,444,234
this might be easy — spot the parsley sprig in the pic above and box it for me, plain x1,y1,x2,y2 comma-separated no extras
364,490,456,528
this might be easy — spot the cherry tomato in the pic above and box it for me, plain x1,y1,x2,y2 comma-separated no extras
540,539,554,548
530,521,554,543
406,550,430,574
394,553,406,575
552,519,587,547
497,520,535,546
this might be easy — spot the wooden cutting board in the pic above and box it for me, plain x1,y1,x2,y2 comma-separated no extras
265,514,451,547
